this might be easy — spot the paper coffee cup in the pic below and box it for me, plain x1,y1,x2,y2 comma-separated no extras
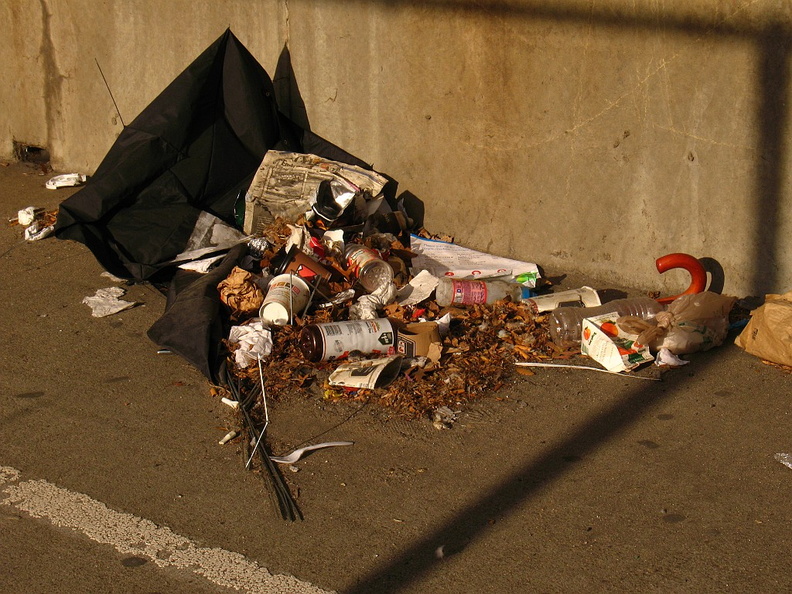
524,286,601,313
259,274,311,325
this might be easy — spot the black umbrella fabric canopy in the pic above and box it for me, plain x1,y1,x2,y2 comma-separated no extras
55,29,366,281
55,29,371,380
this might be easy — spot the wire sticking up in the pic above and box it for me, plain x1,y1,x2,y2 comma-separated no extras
245,357,271,469
95,58,126,127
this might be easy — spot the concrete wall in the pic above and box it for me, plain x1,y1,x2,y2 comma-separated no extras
3,0,791,297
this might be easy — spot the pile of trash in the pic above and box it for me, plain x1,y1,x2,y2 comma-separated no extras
221,227,559,420
32,29,788,520
30,146,783,525
211,151,742,426
21,155,784,522
212,152,551,419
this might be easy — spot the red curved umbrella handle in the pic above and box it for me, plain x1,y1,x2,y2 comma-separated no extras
655,253,707,304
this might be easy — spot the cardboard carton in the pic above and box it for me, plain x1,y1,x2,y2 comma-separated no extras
581,313,653,372
396,322,442,364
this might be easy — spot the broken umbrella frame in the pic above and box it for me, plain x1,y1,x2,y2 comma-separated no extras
49,28,381,520
219,271,330,521
223,361,302,522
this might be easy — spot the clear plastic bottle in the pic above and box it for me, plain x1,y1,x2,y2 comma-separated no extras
344,244,393,292
548,297,665,347
435,278,535,306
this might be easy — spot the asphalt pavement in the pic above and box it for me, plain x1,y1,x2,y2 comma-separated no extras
2,161,791,593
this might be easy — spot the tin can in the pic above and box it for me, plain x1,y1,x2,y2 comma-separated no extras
299,319,396,362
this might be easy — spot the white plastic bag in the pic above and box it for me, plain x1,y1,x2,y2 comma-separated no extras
618,292,736,355
647,292,736,355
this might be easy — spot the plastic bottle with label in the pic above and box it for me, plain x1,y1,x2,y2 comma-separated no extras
299,318,396,362
434,278,535,306
548,297,665,348
344,244,393,292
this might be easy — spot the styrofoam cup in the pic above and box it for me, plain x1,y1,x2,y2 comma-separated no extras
259,274,311,325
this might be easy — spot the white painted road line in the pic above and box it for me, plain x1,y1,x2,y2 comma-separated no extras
0,466,331,594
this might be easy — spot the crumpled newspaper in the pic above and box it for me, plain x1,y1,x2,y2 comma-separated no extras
217,267,264,315
82,287,137,317
243,150,388,234
228,320,273,367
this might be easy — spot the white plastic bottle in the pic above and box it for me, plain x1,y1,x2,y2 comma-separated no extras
548,297,665,347
435,278,534,306
345,244,393,292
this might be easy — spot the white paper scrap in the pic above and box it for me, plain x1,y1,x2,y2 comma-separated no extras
409,234,540,287
774,453,792,470
82,287,137,317
228,320,273,368
435,313,453,337
100,271,127,283
397,270,440,306
178,253,226,273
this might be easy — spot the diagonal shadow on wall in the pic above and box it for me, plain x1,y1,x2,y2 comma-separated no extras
320,0,790,297
308,1,792,592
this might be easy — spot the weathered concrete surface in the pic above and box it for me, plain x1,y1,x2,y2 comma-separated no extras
2,0,791,295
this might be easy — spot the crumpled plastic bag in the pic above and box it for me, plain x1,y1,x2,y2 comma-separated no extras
217,266,264,315
734,290,792,366
618,291,736,355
